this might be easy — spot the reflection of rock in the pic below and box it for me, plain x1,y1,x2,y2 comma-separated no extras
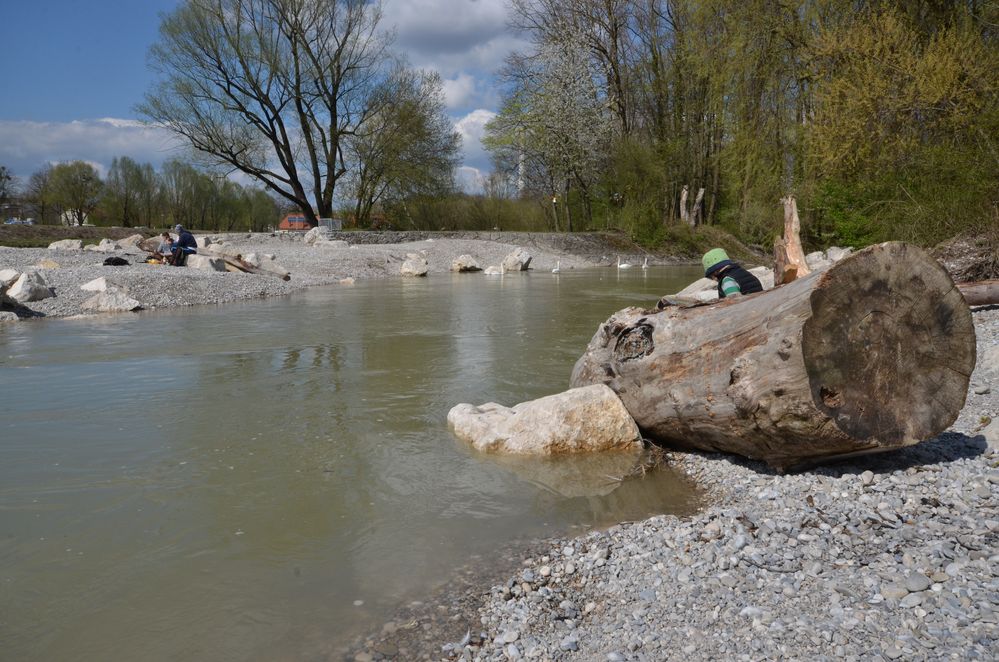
448,384,642,454
485,450,643,497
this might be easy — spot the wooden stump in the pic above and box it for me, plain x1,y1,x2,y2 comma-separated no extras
570,242,976,470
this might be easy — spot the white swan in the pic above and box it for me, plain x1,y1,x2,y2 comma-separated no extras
552,260,560,274
617,256,633,269
484,263,505,276
642,257,649,269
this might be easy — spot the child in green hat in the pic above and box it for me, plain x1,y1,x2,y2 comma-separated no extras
702,248,763,299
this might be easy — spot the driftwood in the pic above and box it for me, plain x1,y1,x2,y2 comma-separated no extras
957,279,999,306
774,196,811,285
218,255,291,280
570,242,976,471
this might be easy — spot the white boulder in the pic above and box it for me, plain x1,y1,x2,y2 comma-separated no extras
8,271,54,303
501,248,532,272
118,234,145,248
34,258,61,269
195,235,213,249
451,255,482,272
304,226,333,245
85,238,121,253
47,239,83,250
826,246,853,262
81,290,143,313
400,253,429,277
186,254,227,272
805,250,833,271
81,277,116,292
748,266,775,290
447,384,642,455
0,269,19,287
0,311,18,323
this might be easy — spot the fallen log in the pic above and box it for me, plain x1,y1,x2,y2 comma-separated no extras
570,242,976,471
957,279,999,306
217,254,291,281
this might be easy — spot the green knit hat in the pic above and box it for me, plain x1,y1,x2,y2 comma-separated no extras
702,248,732,277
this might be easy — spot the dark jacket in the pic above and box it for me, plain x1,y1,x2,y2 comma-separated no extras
716,264,763,298
175,230,197,253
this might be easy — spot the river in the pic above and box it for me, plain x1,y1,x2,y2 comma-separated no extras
0,265,704,660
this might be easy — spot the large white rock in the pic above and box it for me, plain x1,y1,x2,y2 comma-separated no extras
304,226,332,245
805,250,832,271
34,258,61,269
81,276,113,292
85,238,121,253
502,248,532,272
0,269,19,287
826,246,853,262
748,266,775,290
401,253,429,277
255,256,291,279
48,239,83,250
447,384,642,455
186,254,227,272
81,290,143,313
118,234,145,248
195,235,213,249
7,271,54,303
204,242,243,258
982,418,999,451
451,255,482,272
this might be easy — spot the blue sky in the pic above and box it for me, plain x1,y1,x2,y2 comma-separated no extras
0,0,524,190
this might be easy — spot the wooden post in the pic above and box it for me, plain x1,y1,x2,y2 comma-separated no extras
570,242,976,471
777,195,811,283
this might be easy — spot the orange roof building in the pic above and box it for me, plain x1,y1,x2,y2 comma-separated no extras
278,213,311,231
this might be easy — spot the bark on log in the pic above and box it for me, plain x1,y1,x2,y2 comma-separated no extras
570,242,976,471
773,236,798,286
957,279,999,306
779,195,811,280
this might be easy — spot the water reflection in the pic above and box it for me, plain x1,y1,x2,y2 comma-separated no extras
0,265,704,661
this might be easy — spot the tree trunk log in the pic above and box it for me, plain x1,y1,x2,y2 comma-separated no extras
679,185,690,227
957,279,999,306
692,187,705,226
779,195,811,279
773,236,798,285
570,242,976,471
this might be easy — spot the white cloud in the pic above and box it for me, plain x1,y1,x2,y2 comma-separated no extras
0,118,185,180
454,108,496,174
456,165,486,193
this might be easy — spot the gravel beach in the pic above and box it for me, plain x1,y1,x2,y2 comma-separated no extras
415,306,997,662
0,231,650,320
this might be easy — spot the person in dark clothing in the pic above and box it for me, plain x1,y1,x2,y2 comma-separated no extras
170,224,198,266
702,248,763,298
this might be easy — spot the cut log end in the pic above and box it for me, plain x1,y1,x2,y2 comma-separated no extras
801,242,976,447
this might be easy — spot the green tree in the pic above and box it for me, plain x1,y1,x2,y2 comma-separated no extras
46,162,103,226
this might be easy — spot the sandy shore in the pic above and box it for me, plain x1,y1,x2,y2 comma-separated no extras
0,231,664,320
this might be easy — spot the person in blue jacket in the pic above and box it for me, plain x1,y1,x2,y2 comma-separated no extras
170,224,198,266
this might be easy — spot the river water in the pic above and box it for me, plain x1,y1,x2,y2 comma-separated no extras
0,265,704,661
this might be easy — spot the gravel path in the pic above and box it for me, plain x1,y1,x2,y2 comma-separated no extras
0,231,655,320
422,307,998,662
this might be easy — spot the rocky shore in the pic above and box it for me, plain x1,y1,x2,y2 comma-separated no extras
0,231,658,320
424,306,998,662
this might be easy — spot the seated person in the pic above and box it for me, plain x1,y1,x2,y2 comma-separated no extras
169,224,198,266
154,232,173,261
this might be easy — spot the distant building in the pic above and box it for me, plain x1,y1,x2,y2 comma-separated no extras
278,213,310,231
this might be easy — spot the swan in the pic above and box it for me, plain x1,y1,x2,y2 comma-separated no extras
484,263,505,276
642,257,649,269
617,256,633,269
552,260,560,274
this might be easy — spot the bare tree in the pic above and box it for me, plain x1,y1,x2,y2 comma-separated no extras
140,0,393,227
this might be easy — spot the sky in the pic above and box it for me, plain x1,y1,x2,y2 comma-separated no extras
0,0,526,193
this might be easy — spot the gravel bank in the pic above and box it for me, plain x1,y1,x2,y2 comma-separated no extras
417,306,997,662
0,231,655,320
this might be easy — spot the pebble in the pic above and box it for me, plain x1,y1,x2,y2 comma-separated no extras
905,574,931,593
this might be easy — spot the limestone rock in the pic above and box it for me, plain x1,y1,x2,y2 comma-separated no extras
118,234,146,248
0,311,18,323
303,226,332,245
205,242,243,258
748,266,775,290
451,255,482,272
186,254,227,272
805,250,833,271
502,248,532,272
85,238,121,253
447,384,642,455
826,246,853,262
8,271,54,303
47,239,83,250
195,235,213,249
401,253,429,277
34,259,61,269
255,256,291,279
0,269,19,287
81,290,143,313
339,277,355,285
81,277,118,292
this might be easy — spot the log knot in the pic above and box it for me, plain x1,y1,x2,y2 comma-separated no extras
613,324,655,362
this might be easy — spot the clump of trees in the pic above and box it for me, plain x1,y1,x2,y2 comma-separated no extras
141,0,461,228
483,0,999,248
9,158,280,231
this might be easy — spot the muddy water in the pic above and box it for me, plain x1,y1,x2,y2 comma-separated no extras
0,266,704,661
